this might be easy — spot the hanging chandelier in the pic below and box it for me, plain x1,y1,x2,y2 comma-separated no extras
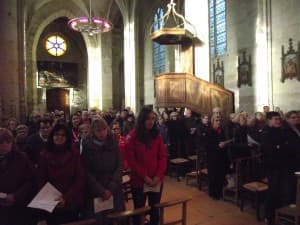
150,0,197,45
68,0,113,36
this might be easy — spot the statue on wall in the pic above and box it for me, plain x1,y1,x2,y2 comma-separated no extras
281,38,300,82
213,58,224,87
237,51,252,88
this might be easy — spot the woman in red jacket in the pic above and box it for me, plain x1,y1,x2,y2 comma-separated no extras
37,123,84,224
126,107,167,225
111,120,128,170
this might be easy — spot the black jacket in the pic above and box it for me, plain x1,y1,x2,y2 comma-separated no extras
261,125,294,171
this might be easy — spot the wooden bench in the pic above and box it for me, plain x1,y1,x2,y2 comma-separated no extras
107,206,151,225
155,197,192,225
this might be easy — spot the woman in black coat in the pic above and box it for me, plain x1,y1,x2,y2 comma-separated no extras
205,115,231,200
0,128,35,225
82,118,125,225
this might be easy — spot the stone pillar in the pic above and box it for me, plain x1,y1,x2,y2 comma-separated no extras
254,0,273,111
185,0,209,81
115,0,138,113
87,36,103,109
0,0,26,122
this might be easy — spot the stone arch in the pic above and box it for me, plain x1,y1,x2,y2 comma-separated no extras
25,1,95,114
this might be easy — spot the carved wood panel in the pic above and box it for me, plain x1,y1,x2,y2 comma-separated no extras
155,73,234,117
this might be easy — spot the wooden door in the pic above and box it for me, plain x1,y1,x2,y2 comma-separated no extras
46,88,70,118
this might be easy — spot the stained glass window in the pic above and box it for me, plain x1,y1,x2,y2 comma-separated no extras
153,7,166,75
209,0,226,57
45,34,67,57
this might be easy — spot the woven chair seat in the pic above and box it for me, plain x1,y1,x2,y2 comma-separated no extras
243,181,268,192
170,158,189,164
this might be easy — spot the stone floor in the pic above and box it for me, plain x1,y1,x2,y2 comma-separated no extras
126,176,266,225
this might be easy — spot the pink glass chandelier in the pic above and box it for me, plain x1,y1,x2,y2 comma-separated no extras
68,0,113,36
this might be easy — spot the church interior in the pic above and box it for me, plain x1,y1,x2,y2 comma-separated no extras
1,0,300,120
1,0,300,224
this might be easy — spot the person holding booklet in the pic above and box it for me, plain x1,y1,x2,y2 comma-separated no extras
0,128,35,225
82,118,125,225
126,107,167,225
205,114,231,200
36,123,84,224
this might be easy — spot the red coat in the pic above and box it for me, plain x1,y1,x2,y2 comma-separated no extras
37,145,84,211
118,135,129,170
126,130,167,188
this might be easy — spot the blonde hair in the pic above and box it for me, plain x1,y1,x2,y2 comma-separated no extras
90,118,111,136
211,114,221,124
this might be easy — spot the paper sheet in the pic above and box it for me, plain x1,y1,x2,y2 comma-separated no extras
94,196,114,213
122,174,130,184
0,192,7,199
143,182,161,193
28,182,62,213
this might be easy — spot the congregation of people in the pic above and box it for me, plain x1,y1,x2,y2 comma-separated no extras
0,107,167,225
1,105,300,225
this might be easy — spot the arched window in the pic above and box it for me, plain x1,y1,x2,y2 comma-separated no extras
153,7,166,75
209,0,226,57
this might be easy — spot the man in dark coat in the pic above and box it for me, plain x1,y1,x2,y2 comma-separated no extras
25,118,52,166
262,112,295,225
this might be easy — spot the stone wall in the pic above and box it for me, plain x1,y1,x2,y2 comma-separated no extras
0,0,24,123
223,0,300,114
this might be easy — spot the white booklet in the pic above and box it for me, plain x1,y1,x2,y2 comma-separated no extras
0,192,7,199
143,182,161,193
122,174,130,184
28,182,62,213
94,196,114,213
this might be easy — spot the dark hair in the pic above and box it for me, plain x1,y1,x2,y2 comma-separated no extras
39,118,52,128
135,107,159,146
285,110,298,119
266,111,281,120
47,123,72,151
110,120,120,128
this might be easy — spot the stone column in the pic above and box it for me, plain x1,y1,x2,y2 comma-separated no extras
185,0,209,81
87,36,103,109
254,0,273,111
0,0,26,122
115,0,138,113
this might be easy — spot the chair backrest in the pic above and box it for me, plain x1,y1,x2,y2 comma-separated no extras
236,154,264,184
122,170,132,202
154,197,192,225
296,173,300,208
107,206,151,225
60,218,97,225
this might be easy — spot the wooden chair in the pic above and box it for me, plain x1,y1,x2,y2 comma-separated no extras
275,173,300,225
239,154,268,221
185,154,199,186
107,206,151,225
197,152,209,191
122,169,132,202
154,197,192,225
169,158,189,181
36,218,96,225
223,156,247,204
